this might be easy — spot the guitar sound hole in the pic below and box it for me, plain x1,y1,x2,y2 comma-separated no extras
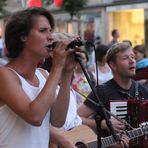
75,142,87,148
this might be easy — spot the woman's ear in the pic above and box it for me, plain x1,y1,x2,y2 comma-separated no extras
21,36,27,42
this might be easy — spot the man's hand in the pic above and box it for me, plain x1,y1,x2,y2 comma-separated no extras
119,133,130,148
109,132,130,148
101,118,125,133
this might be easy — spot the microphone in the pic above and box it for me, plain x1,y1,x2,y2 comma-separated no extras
46,40,93,50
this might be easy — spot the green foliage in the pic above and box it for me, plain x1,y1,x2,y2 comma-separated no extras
0,0,7,18
61,0,88,18
0,0,7,12
42,0,53,7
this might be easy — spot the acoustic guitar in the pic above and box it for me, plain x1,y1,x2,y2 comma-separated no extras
49,123,148,148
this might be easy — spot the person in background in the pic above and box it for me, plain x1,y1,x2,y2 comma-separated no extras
122,40,132,47
72,50,95,106
94,36,101,47
78,42,148,148
84,23,94,47
90,35,102,67
84,23,95,67
0,35,9,66
0,35,4,57
108,29,120,48
0,7,80,148
132,44,148,84
89,44,113,85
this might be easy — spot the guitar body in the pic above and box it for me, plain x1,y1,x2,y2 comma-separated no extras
61,125,97,147
49,125,97,148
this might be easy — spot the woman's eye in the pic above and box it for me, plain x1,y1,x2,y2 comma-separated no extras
39,29,46,32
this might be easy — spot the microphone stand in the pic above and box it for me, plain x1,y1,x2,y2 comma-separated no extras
75,56,119,148
94,45,99,86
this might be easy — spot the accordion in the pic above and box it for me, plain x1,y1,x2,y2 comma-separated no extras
110,99,148,148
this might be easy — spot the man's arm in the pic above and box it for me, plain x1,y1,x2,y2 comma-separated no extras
78,104,125,132
77,104,98,131
77,104,109,131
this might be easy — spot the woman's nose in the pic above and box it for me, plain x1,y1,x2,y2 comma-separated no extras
47,32,53,41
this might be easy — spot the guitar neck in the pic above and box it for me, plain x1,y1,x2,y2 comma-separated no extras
85,127,145,148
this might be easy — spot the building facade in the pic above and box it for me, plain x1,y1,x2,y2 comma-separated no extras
1,0,148,47
50,0,148,47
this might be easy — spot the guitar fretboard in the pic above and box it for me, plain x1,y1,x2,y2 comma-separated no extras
101,127,144,148
82,126,147,148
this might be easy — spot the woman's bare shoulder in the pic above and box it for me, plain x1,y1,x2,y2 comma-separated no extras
0,66,12,78
0,66,21,85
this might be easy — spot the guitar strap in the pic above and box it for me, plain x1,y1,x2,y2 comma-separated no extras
135,81,141,100
117,81,141,100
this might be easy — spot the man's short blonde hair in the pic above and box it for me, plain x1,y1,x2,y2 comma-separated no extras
106,42,132,64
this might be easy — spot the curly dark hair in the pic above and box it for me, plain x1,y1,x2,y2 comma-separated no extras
133,45,147,58
5,7,55,58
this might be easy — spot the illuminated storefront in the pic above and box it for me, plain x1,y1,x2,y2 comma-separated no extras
106,1,148,46
109,9,144,45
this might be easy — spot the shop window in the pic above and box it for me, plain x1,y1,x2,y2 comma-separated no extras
109,9,144,46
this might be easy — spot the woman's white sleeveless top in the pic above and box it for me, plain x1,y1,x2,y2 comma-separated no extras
0,68,50,148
